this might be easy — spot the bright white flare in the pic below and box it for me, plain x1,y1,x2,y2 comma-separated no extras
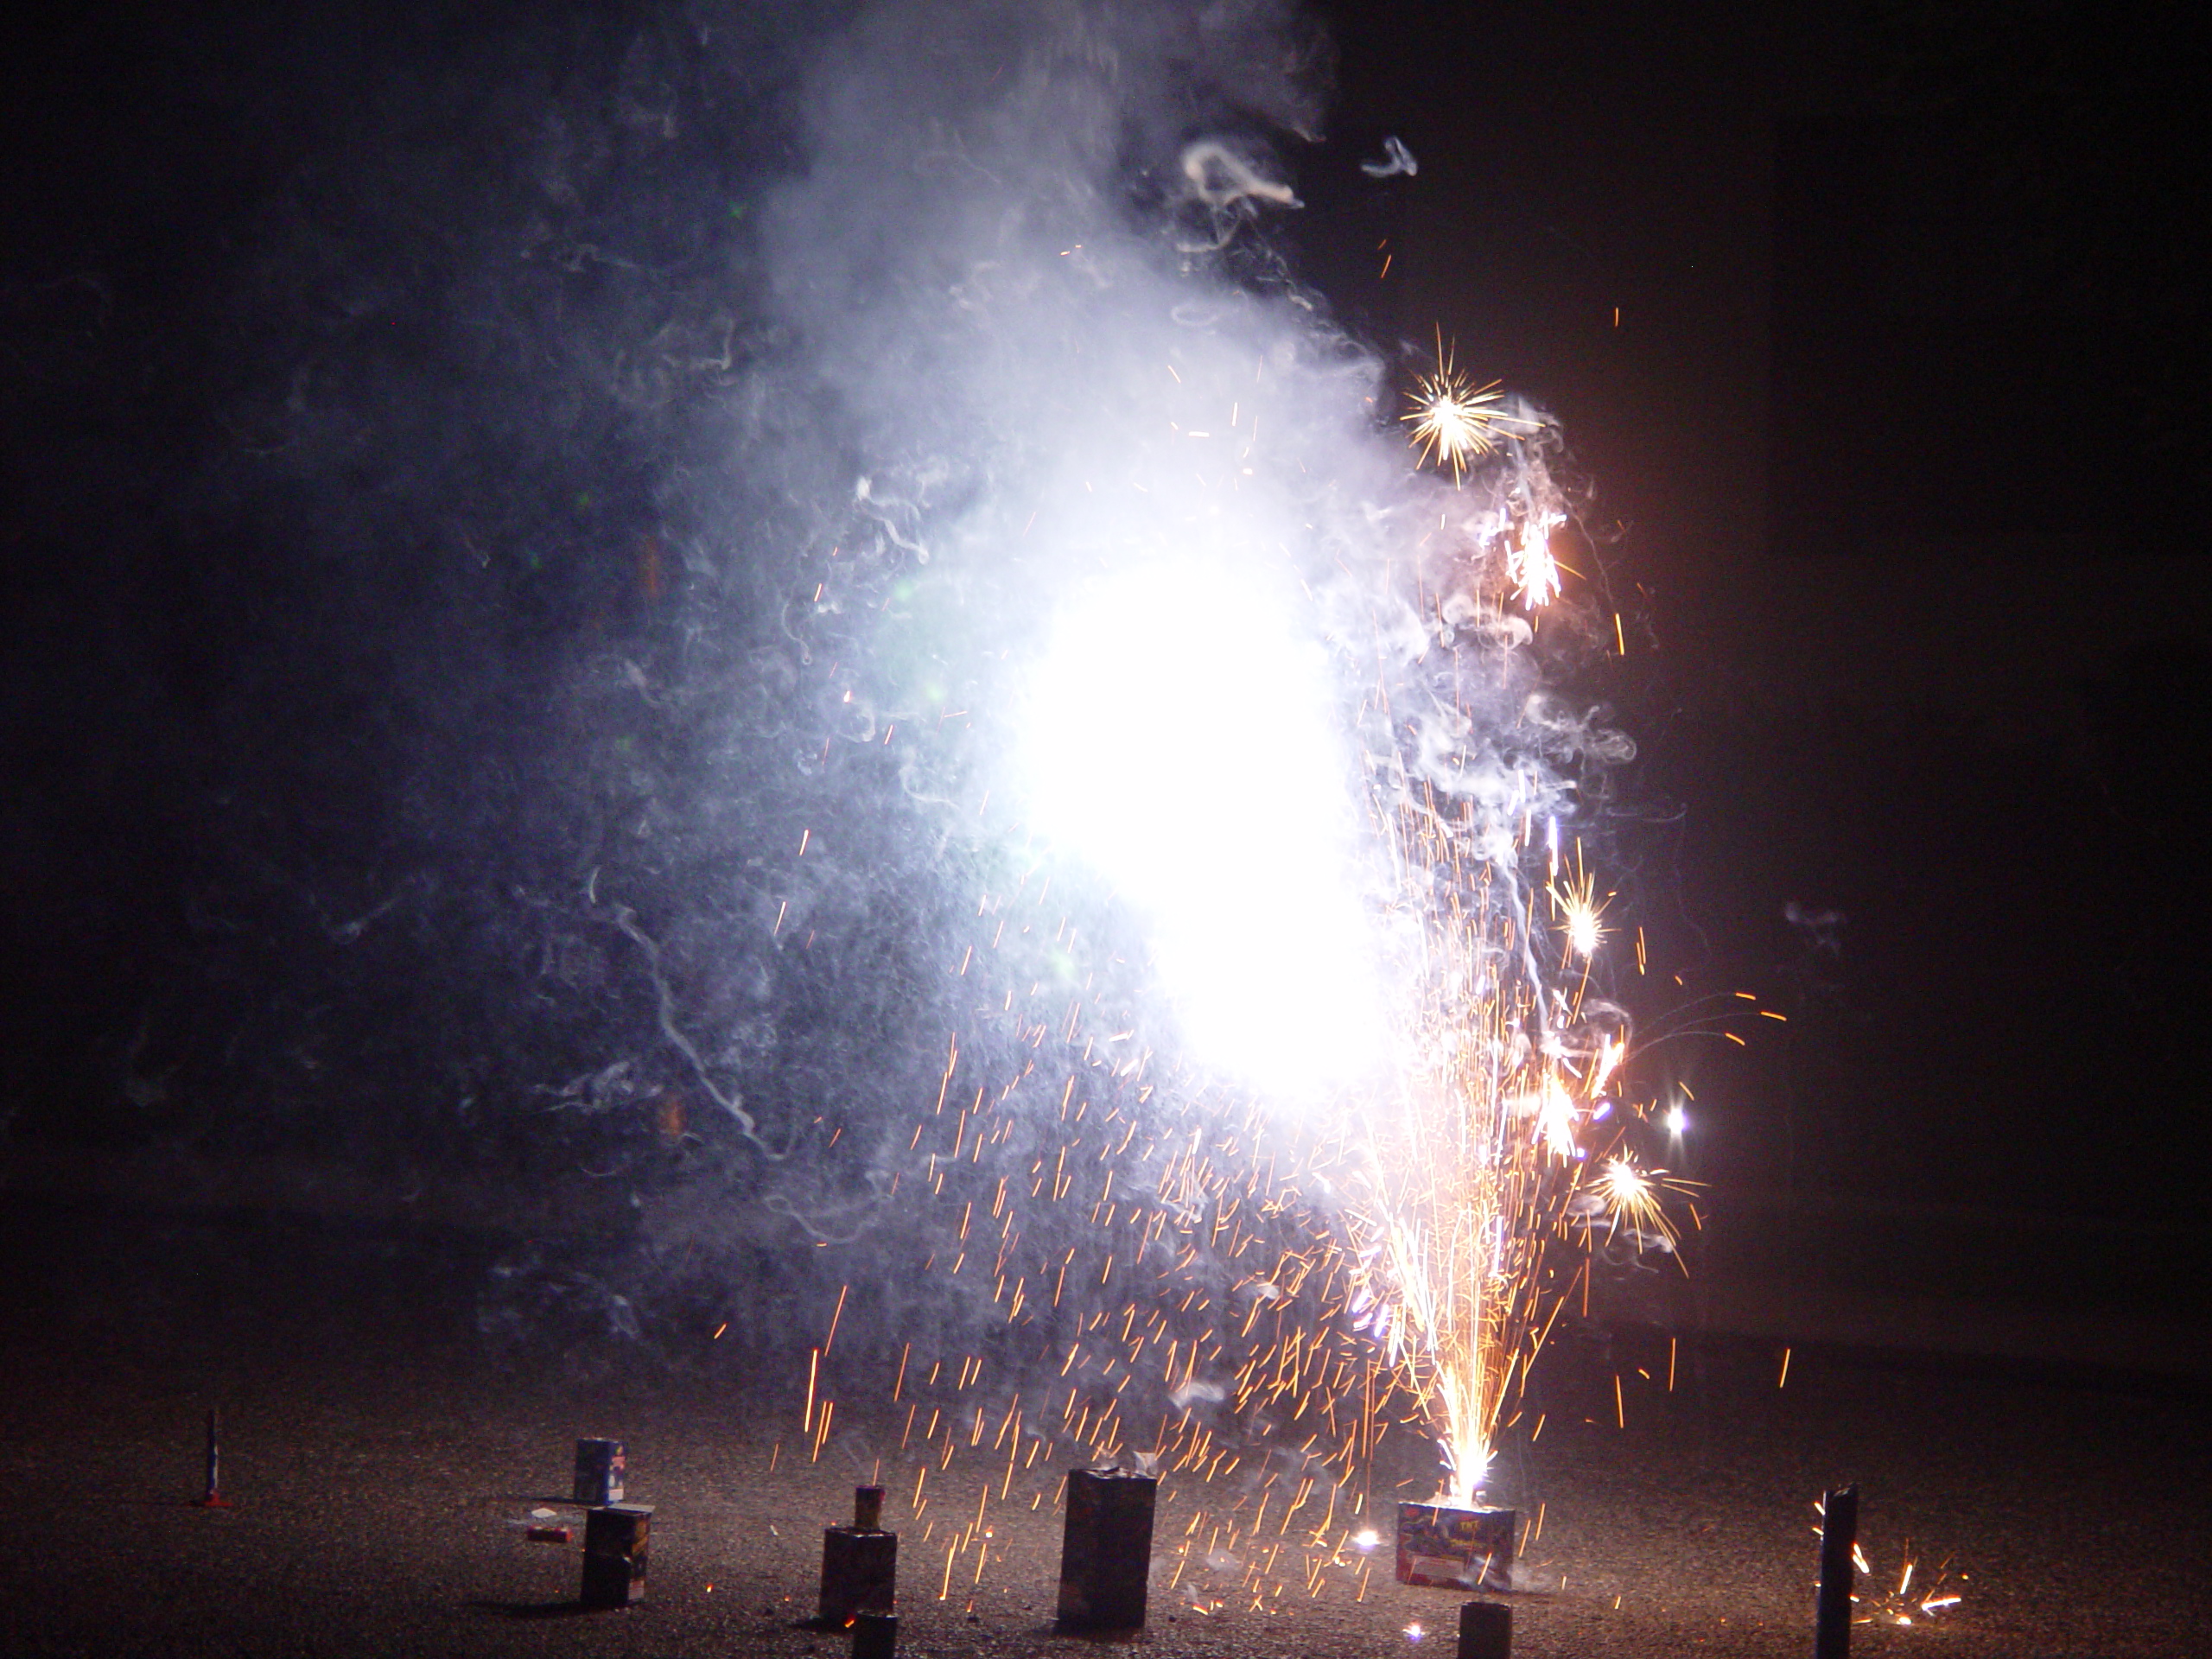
1507,513,1565,609
1018,561,1386,1098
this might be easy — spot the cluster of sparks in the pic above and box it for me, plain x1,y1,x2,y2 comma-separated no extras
1400,334,1539,486
1813,1498,1966,1628
777,1077,1469,1617
1341,713,1671,1502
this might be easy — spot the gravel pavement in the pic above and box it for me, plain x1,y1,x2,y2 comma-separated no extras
3,1193,2206,1658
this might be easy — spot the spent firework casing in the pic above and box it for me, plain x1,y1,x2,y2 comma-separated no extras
193,1408,230,1508
580,1503,652,1608
818,1526,897,1624
1458,1597,1514,1659
572,1438,626,1505
1055,1466,1157,1630
1395,1502,1515,1592
850,1610,898,1659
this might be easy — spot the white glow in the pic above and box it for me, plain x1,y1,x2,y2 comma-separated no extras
1665,1104,1688,1135
1018,560,1385,1098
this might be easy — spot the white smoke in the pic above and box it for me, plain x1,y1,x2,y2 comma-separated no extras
760,0,1606,1114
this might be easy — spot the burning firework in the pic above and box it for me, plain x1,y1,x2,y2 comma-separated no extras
742,340,1703,1582
1401,334,1539,485
1813,1499,1967,1628
733,4,1695,1557
1329,445,1670,1502
806,339,1684,1535
1505,511,1568,610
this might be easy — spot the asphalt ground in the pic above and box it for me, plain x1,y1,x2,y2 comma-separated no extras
2,1192,2206,1658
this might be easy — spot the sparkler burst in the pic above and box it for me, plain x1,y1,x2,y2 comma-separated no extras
1401,335,1535,484
1550,860,1611,963
1506,512,1567,609
1591,1157,1682,1250
1306,372,1700,1504
946,325,1669,1516
1814,1502,1968,1628
1332,531,1657,1502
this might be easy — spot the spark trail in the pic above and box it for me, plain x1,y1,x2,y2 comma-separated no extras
1335,439,1664,1500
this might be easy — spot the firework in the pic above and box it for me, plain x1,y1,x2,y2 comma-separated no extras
1327,378,1684,1506
772,294,1685,1555
1505,512,1567,609
1815,1500,1967,1629
1549,857,1611,964
1344,821,1573,1502
579,1503,653,1609
1401,334,1535,484
1592,1157,1686,1252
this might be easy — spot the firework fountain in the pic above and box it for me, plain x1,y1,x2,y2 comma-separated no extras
1304,389,1676,1510
734,0,1680,1539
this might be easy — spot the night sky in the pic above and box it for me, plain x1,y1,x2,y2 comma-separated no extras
4,0,2208,1333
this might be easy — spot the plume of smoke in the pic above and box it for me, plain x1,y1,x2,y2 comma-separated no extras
36,0,1637,1459
695,0,1636,1492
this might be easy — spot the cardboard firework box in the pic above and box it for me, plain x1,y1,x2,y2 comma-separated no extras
1055,1467,1158,1630
818,1486,897,1626
572,1438,626,1505
580,1503,653,1607
1395,1500,1516,1592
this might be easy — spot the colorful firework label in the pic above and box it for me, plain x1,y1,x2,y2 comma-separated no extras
1395,1500,1516,1592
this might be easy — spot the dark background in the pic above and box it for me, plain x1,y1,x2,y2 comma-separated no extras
4,0,2209,1352
1311,0,2212,1237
